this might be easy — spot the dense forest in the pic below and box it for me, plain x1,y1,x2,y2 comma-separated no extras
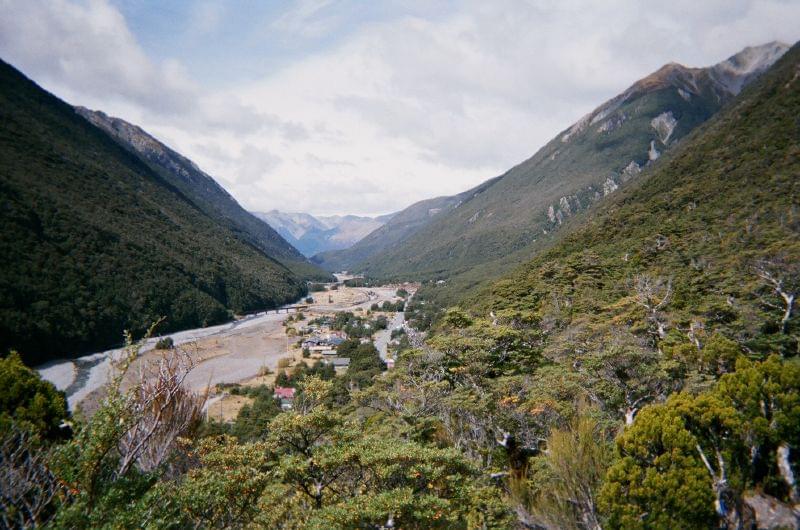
0,60,321,365
1,41,799,530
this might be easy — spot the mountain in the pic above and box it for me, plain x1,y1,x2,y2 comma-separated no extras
253,210,393,257
471,40,800,335
346,42,789,295
311,177,500,271
423,41,800,527
0,59,309,365
74,108,330,282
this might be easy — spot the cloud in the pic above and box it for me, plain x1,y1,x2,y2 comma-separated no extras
0,0,198,115
1,0,799,216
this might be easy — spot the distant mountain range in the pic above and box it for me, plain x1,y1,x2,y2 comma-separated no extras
311,178,501,272
316,42,789,300
253,210,394,257
0,59,327,365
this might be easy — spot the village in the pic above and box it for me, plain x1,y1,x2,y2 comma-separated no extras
202,278,416,421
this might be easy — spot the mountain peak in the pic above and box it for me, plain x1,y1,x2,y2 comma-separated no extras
709,41,790,94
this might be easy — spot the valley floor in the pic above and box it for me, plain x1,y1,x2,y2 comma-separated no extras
37,284,407,413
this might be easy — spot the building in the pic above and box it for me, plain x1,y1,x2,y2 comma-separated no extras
301,333,346,352
385,358,395,369
273,386,296,410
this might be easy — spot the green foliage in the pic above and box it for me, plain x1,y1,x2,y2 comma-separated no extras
231,385,282,442
330,311,382,338
405,298,444,331
599,403,716,529
381,299,405,312
0,352,68,440
145,378,512,529
336,339,383,389
600,355,800,528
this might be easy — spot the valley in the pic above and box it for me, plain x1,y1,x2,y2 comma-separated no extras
1,9,799,528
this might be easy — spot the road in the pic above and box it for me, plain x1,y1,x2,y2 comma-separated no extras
374,310,406,360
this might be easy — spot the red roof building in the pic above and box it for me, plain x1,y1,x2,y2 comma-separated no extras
273,387,296,400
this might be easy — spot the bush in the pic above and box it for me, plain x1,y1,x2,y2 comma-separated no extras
277,358,292,369
155,337,174,350
0,352,69,440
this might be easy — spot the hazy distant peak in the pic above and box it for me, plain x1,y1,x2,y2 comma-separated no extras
253,210,394,256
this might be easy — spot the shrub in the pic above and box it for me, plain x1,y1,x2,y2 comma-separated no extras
155,337,174,350
277,358,292,369
0,352,69,440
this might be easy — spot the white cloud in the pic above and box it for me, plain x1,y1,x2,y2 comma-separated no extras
0,0,197,115
1,0,799,216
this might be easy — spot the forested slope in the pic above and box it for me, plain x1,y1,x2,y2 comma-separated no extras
0,60,307,365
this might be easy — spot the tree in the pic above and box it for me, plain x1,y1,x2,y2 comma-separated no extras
598,403,716,529
0,425,68,528
754,256,798,335
600,356,800,529
579,346,678,425
631,274,672,343
0,352,69,440
48,329,205,525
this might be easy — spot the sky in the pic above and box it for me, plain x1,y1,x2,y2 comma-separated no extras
1,1,799,216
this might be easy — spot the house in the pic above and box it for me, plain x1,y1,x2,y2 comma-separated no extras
274,387,296,400
321,349,337,356
302,333,346,351
273,386,296,410
385,358,395,369
331,357,350,367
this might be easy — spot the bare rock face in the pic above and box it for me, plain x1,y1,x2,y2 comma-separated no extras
744,493,800,529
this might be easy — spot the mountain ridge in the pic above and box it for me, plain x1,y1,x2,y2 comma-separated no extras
312,176,502,271
336,42,789,295
74,107,330,281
